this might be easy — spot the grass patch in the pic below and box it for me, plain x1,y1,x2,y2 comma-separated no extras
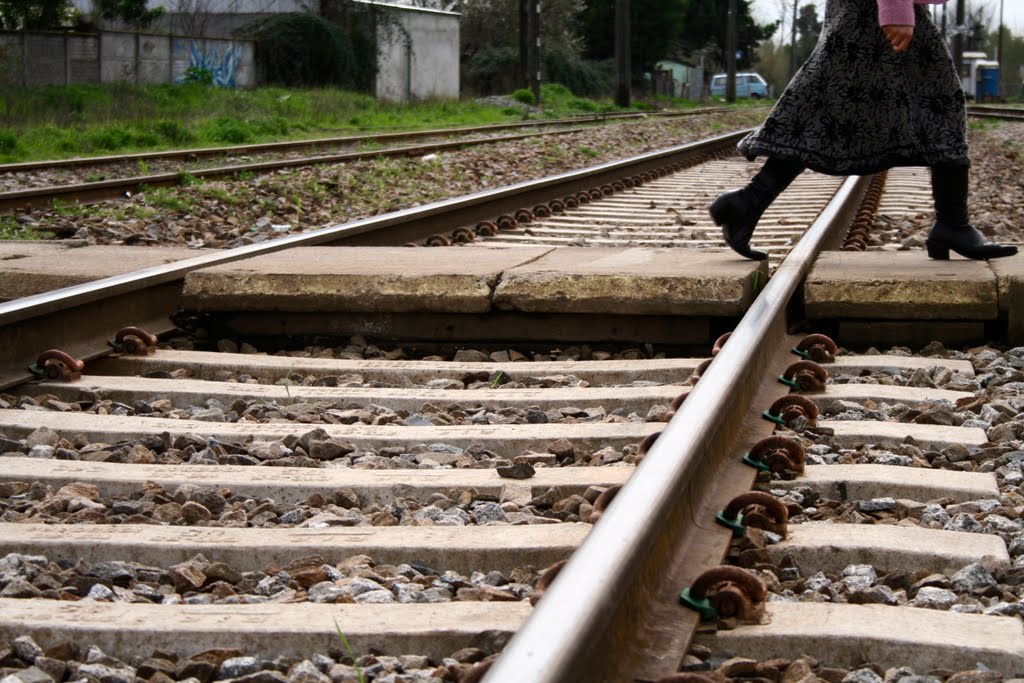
129,205,160,220
144,187,193,213
0,81,744,163
200,186,240,204
0,82,686,162
0,215,55,240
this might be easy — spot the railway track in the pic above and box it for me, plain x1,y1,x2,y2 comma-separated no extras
0,108,734,214
967,104,1024,122
1,127,1023,682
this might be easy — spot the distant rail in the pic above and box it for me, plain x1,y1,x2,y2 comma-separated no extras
0,109,736,214
967,104,1024,122
0,108,731,174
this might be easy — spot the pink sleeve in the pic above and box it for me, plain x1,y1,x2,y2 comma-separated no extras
878,0,916,26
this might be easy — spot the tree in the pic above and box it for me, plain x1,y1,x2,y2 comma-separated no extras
0,0,162,30
677,0,775,72
794,3,820,64
577,0,687,74
0,0,72,29
460,0,583,60
460,0,593,95
96,0,164,28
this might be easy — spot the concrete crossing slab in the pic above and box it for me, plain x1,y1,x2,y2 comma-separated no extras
181,246,767,316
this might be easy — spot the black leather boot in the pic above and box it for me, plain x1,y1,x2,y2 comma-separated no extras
709,157,805,261
926,164,1017,260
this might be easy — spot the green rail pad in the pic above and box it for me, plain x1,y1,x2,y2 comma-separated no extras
742,453,770,472
762,410,787,426
790,346,811,359
777,376,800,390
715,511,747,537
679,588,717,621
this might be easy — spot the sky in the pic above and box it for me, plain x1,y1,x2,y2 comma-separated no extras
749,0,1024,36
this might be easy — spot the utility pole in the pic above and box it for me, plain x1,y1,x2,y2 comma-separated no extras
997,0,1004,62
953,0,964,86
529,0,541,104
615,0,630,107
726,0,737,102
519,0,529,90
789,0,798,78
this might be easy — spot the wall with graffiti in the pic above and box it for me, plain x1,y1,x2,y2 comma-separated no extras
171,38,250,87
0,29,253,88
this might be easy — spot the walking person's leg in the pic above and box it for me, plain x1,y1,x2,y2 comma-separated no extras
926,163,1017,260
709,156,805,261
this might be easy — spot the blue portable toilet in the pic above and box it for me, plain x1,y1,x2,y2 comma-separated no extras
977,64,1000,101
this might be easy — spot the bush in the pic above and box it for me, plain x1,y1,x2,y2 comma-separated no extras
0,128,17,155
151,119,195,146
204,116,253,144
181,66,214,86
541,49,613,98
464,46,519,95
239,13,373,90
511,89,535,105
86,125,160,151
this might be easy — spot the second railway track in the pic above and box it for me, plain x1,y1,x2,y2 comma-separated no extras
0,120,1022,682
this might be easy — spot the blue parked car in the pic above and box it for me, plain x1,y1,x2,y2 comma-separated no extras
710,72,769,99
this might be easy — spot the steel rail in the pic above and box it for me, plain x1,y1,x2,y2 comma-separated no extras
0,108,731,174
0,127,592,213
484,173,871,683
0,130,748,390
966,104,1024,121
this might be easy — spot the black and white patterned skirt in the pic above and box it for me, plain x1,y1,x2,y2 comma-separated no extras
738,0,969,175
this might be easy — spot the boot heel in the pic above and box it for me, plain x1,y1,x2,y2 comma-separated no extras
708,194,733,226
926,239,950,260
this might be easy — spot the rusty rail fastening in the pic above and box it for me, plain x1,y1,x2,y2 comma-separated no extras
680,566,767,622
109,326,158,355
528,560,568,607
779,359,828,392
27,349,84,382
743,435,806,475
587,485,622,524
841,171,887,251
717,491,790,539
688,358,713,385
791,333,838,363
763,394,819,430
711,332,731,356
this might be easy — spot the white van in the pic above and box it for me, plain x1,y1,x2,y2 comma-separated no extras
709,73,769,99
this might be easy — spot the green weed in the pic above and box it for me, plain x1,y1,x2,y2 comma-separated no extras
50,199,88,217
332,620,366,683
130,205,159,220
201,186,238,204
178,172,199,187
146,188,192,213
0,215,54,240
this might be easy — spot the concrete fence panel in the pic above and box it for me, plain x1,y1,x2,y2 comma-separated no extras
3,29,253,87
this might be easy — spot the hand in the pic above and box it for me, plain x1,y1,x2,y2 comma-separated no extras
882,24,914,52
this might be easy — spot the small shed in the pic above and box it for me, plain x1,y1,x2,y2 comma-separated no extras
353,0,459,103
654,60,695,99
